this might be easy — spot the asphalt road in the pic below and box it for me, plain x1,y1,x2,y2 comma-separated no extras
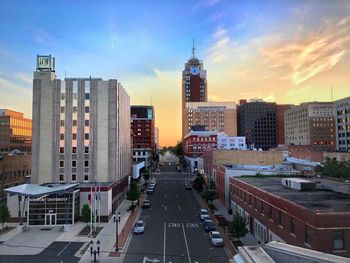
123,160,228,263
0,241,84,263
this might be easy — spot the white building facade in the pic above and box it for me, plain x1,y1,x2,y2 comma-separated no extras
217,133,247,150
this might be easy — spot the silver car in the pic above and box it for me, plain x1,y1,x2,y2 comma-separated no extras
209,231,223,247
133,220,145,234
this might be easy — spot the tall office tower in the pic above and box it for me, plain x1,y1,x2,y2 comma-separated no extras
275,104,293,145
182,43,207,138
130,105,155,165
334,96,350,152
237,99,277,150
284,102,335,151
183,102,237,136
32,55,131,184
0,109,32,154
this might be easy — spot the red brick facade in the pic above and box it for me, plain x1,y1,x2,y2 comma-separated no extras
183,132,217,158
230,177,350,257
276,104,292,145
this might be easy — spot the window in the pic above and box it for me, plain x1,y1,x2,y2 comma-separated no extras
72,174,76,181
85,106,90,113
59,174,64,181
60,134,64,140
73,106,77,113
60,107,64,113
60,147,64,154
60,120,64,126
85,93,90,100
305,227,311,244
290,218,295,234
85,120,89,126
85,133,89,140
85,160,89,167
72,160,76,167
85,147,89,153
261,202,265,214
278,211,283,226
59,161,64,168
72,147,77,153
84,174,89,181
73,120,77,126
73,134,77,140
269,207,273,219
333,231,344,250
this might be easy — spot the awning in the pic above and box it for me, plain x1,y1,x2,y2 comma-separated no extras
4,183,79,197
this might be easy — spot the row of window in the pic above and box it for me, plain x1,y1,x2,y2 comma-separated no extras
59,160,89,168
59,173,89,182
60,133,89,140
59,147,89,154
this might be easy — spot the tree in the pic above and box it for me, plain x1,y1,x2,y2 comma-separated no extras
0,204,10,227
142,169,150,183
81,204,91,223
228,213,249,241
173,141,183,157
203,180,217,202
127,181,140,204
193,174,205,192
316,159,350,180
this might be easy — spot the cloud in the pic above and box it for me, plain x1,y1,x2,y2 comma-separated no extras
17,73,33,85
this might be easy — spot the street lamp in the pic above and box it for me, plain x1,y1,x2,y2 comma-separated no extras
114,212,121,251
90,239,100,263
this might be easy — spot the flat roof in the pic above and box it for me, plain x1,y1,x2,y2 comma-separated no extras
237,178,350,213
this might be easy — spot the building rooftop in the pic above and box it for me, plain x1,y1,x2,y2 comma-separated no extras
237,177,350,213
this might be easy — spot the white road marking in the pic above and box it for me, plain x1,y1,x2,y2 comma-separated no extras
178,205,181,211
57,242,71,257
164,205,167,211
181,223,192,263
163,222,166,263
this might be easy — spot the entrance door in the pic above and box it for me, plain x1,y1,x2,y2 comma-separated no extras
45,213,56,226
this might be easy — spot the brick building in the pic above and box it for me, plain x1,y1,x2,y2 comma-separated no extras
230,177,350,257
276,104,293,145
183,131,217,158
0,109,32,155
237,99,277,150
0,154,31,200
131,105,155,166
284,102,335,151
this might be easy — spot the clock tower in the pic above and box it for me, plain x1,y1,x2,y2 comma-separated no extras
181,40,208,138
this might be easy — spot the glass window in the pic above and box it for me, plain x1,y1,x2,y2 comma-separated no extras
85,107,90,113
333,231,344,250
59,161,64,168
84,174,89,181
85,120,89,126
59,174,64,181
73,120,77,126
60,120,64,126
72,147,77,153
84,147,89,153
72,160,76,167
85,133,89,140
72,174,76,181
60,147,64,154
60,134,64,140
305,227,311,244
84,160,89,167
73,134,77,140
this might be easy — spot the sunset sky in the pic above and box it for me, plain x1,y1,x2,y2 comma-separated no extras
1,0,350,146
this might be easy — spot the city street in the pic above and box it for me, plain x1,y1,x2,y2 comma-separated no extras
123,159,228,263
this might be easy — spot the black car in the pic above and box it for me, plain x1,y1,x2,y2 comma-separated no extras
203,219,215,232
142,200,151,208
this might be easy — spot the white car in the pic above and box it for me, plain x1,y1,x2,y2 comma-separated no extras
133,220,145,234
209,231,223,247
198,209,209,221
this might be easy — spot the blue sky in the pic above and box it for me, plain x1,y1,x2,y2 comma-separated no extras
1,0,350,145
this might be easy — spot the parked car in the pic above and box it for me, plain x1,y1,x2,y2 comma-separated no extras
203,220,215,232
142,200,151,208
209,231,223,247
185,183,192,190
198,209,209,221
133,220,145,234
147,186,155,194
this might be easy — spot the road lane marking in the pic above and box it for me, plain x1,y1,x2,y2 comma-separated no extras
163,222,166,263
165,205,167,211
57,242,71,257
178,205,181,211
181,223,192,263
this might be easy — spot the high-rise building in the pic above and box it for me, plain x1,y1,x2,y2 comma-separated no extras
284,102,335,151
32,55,131,185
131,105,155,165
276,104,293,145
183,102,237,137
237,99,277,150
182,44,207,138
0,109,32,154
154,127,159,150
334,96,350,152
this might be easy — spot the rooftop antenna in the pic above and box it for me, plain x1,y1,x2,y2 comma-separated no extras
64,70,66,79
192,38,195,59
331,84,333,102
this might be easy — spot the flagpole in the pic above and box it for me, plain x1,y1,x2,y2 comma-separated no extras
98,182,101,227
90,185,92,237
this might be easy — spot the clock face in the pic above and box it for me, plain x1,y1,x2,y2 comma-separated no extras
38,56,50,68
190,66,199,75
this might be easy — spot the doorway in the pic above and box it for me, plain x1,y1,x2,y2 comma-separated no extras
45,213,56,226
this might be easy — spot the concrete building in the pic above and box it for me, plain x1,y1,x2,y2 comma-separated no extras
0,109,32,154
284,102,335,151
217,133,246,150
131,105,155,166
230,177,350,257
183,101,237,138
237,99,277,150
288,145,350,163
0,154,31,200
30,55,131,222
181,44,207,138
334,96,350,152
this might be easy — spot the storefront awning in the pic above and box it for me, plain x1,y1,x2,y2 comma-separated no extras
4,183,79,197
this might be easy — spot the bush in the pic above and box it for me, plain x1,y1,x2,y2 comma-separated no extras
81,204,91,223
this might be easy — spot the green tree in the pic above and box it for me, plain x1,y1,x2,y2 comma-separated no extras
142,169,150,183
173,141,183,157
228,213,249,241
81,204,91,223
203,180,217,202
193,174,205,192
127,181,140,204
316,159,350,180
0,204,10,227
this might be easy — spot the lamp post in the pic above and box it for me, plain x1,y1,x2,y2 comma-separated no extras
90,239,100,263
114,212,121,251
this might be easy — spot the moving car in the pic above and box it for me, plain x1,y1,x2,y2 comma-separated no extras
203,220,215,232
198,209,209,221
147,186,155,194
142,200,151,208
185,183,192,190
209,231,223,247
133,220,145,234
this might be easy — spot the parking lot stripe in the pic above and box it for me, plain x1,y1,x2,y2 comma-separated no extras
181,223,192,263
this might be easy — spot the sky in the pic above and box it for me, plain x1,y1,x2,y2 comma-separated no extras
0,0,350,146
